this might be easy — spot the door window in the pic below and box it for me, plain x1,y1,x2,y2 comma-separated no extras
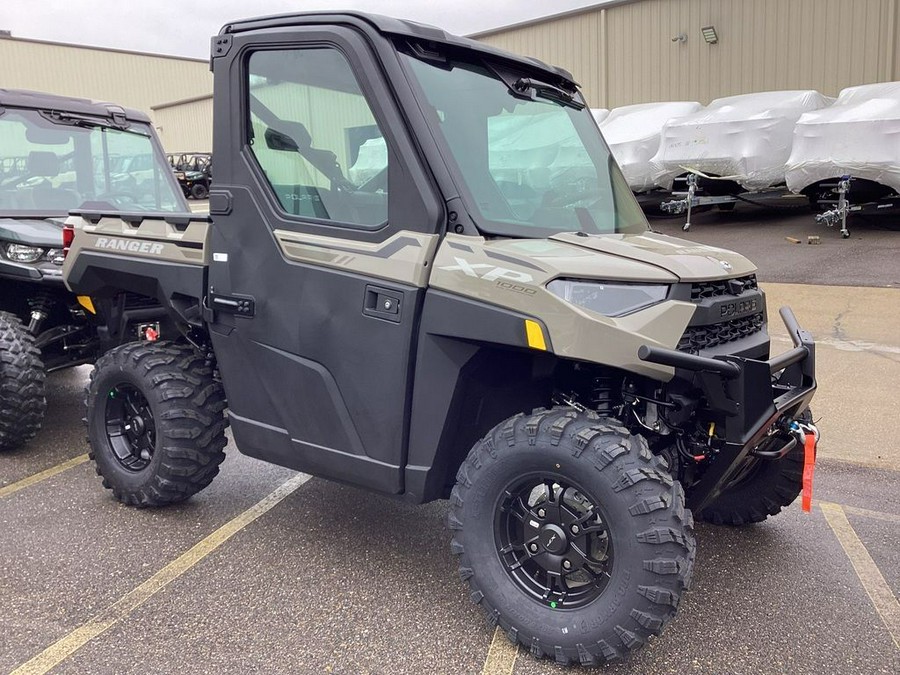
247,48,388,228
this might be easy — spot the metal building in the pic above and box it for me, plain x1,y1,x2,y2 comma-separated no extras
3,1,898,151
151,94,214,154
0,35,212,151
473,0,900,108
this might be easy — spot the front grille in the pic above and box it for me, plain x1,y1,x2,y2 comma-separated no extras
690,275,758,300
677,313,764,354
123,292,159,310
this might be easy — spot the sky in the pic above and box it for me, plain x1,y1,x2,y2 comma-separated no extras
1,0,605,60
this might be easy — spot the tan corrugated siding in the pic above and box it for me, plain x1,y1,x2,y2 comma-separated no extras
153,97,213,153
888,1,897,78
477,0,899,107
0,38,212,150
0,38,212,113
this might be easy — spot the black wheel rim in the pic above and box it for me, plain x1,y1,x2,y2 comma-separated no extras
104,383,156,472
494,475,614,610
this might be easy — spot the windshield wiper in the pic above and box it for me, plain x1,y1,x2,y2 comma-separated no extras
39,109,134,132
512,77,585,110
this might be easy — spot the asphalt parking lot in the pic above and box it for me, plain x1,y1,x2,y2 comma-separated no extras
1,204,898,674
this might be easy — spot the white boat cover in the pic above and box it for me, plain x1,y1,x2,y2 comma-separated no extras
347,137,387,185
785,82,900,194
487,113,573,188
600,102,703,192
651,90,832,191
591,108,610,124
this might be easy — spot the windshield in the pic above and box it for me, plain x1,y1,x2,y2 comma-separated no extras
0,108,187,216
401,52,648,238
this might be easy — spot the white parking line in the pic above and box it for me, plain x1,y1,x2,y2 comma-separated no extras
819,502,900,650
481,626,518,675
771,334,900,356
826,502,900,525
10,472,311,675
0,454,89,499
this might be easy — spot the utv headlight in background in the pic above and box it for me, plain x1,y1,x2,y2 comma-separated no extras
5,243,45,263
547,279,668,317
45,249,65,265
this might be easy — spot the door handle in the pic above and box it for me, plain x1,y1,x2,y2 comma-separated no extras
207,288,255,318
363,285,402,323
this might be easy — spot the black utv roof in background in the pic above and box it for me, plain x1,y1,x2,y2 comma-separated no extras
0,89,151,124
218,11,577,85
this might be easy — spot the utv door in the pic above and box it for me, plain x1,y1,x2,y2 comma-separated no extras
207,29,443,493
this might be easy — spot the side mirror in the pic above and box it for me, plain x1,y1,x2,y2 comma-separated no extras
264,128,299,152
264,120,312,152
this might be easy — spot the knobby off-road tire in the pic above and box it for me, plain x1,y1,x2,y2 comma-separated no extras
0,311,47,451
85,341,227,507
449,408,695,666
698,409,813,526
190,183,209,200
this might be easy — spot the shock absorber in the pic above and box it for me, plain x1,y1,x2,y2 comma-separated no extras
27,289,54,334
590,373,615,416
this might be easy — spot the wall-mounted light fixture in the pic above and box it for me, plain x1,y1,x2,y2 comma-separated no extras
671,32,687,43
701,26,718,44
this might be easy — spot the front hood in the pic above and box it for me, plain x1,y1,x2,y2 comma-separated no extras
0,217,66,248
550,231,756,281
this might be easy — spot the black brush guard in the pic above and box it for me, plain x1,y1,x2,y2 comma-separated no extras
639,307,817,511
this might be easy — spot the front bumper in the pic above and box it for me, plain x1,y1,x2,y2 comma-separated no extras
0,258,65,283
639,306,817,511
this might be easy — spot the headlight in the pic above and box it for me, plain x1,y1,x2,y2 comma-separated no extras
547,279,668,317
45,249,65,265
5,244,45,264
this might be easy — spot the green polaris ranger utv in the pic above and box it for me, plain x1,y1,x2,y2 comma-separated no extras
0,89,188,451
168,152,212,199
62,13,818,666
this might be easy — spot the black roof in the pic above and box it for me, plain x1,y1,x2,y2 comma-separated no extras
0,89,150,123
219,11,576,84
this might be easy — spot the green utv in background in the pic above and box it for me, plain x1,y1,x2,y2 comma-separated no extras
0,89,188,451
62,13,818,666
168,152,212,200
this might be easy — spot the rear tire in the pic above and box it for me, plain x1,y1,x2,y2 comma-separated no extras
449,408,695,666
85,341,227,506
0,311,46,451
698,409,812,526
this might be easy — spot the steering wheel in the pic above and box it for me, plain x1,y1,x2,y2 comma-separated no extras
546,184,606,209
0,174,46,189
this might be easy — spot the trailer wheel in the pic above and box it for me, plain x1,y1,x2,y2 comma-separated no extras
0,311,46,451
85,341,227,507
449,408,694,666
699,409,812,526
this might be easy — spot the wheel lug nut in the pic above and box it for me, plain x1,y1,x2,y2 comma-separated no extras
529,543,539,553
570,524,580,534
563,559,572,570
537,508,546,518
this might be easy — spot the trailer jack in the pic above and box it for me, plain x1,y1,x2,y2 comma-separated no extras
814,175,851,238
660,172,739,232
661,172,696,230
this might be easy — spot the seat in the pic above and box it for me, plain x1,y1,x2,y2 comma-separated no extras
25,151,80,211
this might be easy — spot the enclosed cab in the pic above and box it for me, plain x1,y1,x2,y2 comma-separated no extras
64,13,818,666
0,89,187,451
